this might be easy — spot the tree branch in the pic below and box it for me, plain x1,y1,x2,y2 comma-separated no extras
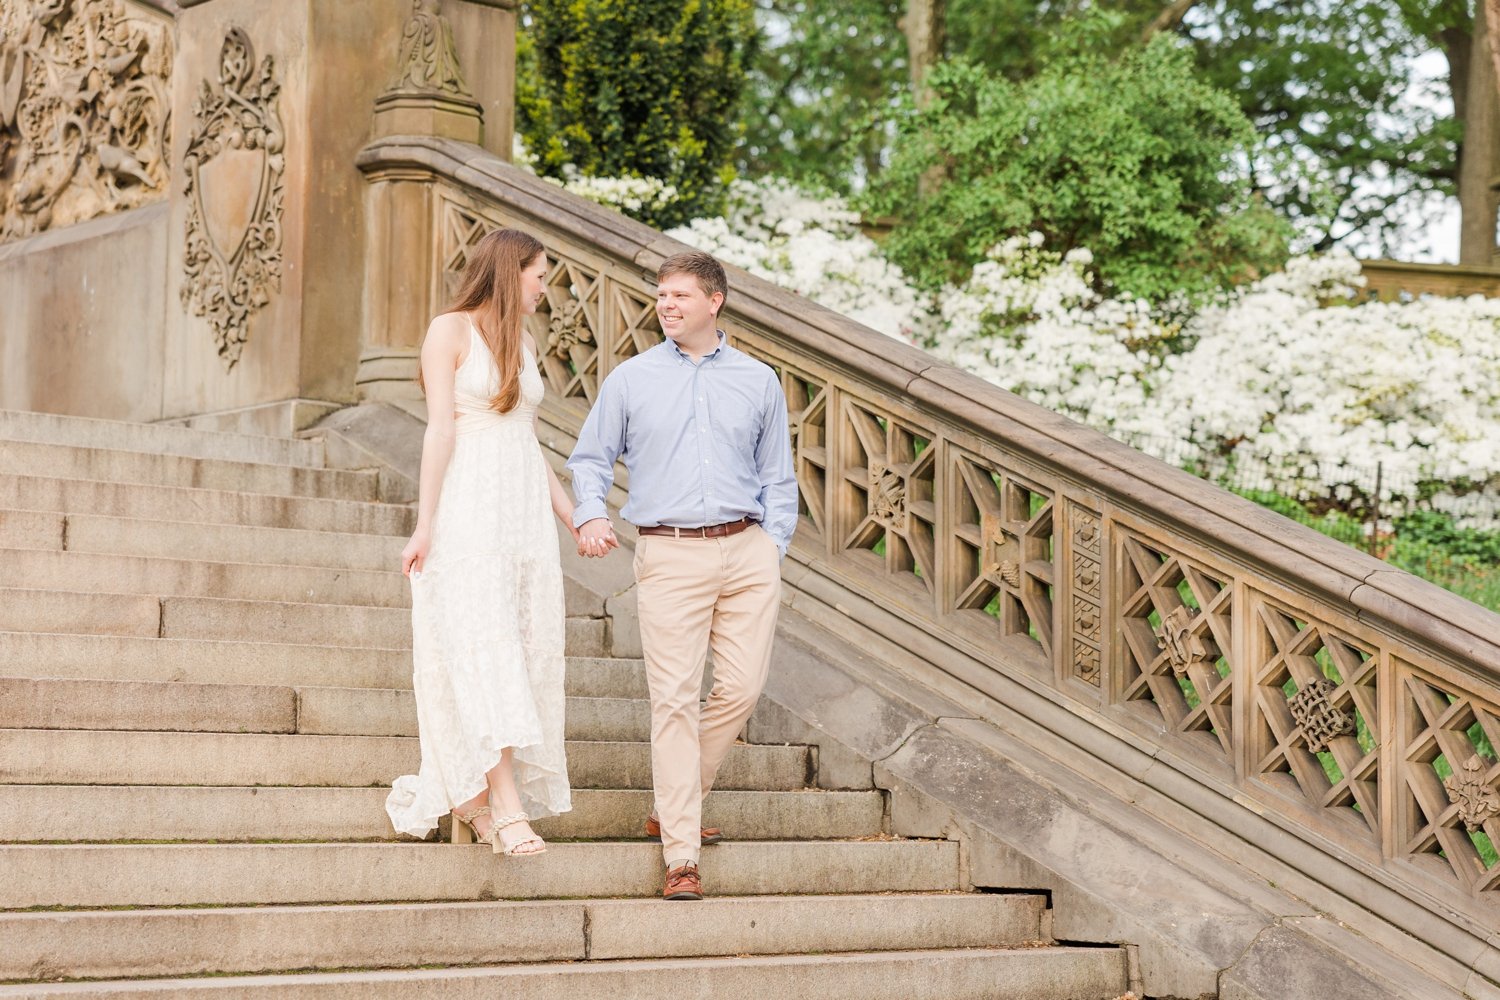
1141,0,1201,42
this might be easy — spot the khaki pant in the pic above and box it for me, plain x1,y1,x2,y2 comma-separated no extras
633,524,782,865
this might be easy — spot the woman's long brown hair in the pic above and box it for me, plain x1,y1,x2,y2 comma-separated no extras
419,228,546,414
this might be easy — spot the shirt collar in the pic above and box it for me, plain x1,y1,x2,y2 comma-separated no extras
667,330,728,365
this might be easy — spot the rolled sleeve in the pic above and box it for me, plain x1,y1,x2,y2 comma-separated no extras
567,372,627,528
754,374,799,557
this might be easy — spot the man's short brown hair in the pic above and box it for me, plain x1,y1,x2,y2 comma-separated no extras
658,251,728,309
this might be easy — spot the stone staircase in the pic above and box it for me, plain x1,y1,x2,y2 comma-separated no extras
0,409,1132,998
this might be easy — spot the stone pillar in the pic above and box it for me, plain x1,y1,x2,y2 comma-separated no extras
358,0,499,406
161,0,515,428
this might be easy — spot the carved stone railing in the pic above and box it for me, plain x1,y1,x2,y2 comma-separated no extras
358,133,1500,980
1359,258,1500,301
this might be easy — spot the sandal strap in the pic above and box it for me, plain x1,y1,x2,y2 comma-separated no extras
453,805,491,823
490,811,530,829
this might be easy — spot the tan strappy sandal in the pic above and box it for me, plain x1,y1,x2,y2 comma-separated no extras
452,805,496,847
490,811,546,856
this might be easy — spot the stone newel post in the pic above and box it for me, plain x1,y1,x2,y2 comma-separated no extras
358,0,516,406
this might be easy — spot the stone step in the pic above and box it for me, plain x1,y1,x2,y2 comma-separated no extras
0,948,1127,1000
0,730,810,790
0,893,1036,982
0,544,604,617
0,512,405,572
0,441,380,502
0,588,606,653
0,474,414,536
0,839,962,908
0,633,646,697
0,785,882,843
0,409,326,469
0,677,650,740
0,632,416,690
0,547,410,610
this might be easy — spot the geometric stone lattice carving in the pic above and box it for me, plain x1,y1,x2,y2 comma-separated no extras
1288,677,1355,753
839,398,936,594
1,0,173,240
180,28,285,370
1069,506,1102,685
725,341,830,547
1119,532,1234,759
1399,667,1500,896
531,255,601,407
773,360,828,539
949,450,1055,662
1251,603,1378,839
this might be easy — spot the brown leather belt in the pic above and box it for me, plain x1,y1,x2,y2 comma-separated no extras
638,517,756,540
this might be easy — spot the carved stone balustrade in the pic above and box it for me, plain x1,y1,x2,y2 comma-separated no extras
357,133,1500,983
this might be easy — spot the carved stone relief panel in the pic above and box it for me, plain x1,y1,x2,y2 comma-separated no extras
1398,663,1500,897
1250,601,1378,840
388,0,472,98
179,28,285,371
1069,505,1103,686
0,0,173,240
1118,530,1234,761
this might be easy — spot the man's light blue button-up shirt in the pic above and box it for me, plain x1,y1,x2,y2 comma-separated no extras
567,334,799,556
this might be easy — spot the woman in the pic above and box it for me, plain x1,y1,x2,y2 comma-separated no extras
386,228,593,855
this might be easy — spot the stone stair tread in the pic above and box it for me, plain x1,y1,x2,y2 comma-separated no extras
0,677,653,739
0,586,605,652
0,840,964,908
0,546,411,610
0,473,414,535
0,729,811,789
0,409,326,469
0,946,1129,1000
0,784,884,843
0,441,380,502
0,632,643,696
0,510,406,572
0,543,601,615
0,893,1044,983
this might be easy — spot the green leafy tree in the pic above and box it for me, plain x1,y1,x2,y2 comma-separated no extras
859,31,1291,299
736,0,908,193
1177,1,1454,253
518,0,756,227
743,1,1455,256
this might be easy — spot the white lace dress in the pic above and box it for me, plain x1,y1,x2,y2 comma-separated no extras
385,319,571,839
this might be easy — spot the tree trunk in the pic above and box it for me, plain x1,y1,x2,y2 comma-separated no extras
1459,1,1500,264
901,0,947,104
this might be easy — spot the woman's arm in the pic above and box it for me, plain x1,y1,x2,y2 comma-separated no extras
401,315,466,576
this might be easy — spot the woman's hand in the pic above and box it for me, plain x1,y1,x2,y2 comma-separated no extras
401,527,431,578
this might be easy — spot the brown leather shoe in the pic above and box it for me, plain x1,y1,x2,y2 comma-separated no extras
663,862,703,901
644,814,724,845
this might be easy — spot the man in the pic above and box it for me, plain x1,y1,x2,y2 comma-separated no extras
568,250,798,901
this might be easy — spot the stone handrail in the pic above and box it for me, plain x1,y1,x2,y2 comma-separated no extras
1360,258,1500,301
358,133,1500,974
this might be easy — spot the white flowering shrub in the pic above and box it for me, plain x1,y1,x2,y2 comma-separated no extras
666,178,935,342
663,176,1500,526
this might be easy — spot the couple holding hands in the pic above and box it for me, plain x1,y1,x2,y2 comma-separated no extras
385,229,798,901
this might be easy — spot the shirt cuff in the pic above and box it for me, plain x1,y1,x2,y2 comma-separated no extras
573,499,609,529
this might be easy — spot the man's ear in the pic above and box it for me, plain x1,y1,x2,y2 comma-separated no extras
710,291,725,316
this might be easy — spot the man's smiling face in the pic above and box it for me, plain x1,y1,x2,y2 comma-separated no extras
656,272,722,343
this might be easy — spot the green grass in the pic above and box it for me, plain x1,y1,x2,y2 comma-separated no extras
1233,488,1500,613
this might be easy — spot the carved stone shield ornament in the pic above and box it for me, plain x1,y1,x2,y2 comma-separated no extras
180,28,285,370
